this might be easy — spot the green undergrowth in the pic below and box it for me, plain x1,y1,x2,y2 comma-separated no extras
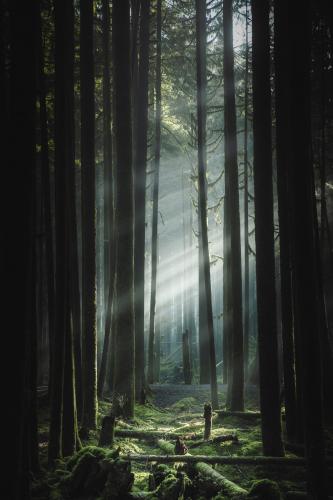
33,398,332,499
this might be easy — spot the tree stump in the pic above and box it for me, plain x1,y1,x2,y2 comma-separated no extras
204,403,212,440
99,413,115,447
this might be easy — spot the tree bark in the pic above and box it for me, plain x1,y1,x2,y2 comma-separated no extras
148,0,161,386
289,1,328,496
112,0,135,419
223,0,244,412
274,0,297,444
134,0,150,391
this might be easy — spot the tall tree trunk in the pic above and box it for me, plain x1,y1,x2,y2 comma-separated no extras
223,0,244,412
134,0,150,392
289,4,328,496
8,3,37,495
80,0,97,430
36,2,55,397
243,0,250,381
48,0,70,461
148,0,161,385
195,0,218,409
274,0,297,443
62,278,80,456
98,0,115,400
112,0,135,419
251,0,284,456
197,7,210,386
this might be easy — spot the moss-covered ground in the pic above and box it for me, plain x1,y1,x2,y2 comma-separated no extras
33,391,333,499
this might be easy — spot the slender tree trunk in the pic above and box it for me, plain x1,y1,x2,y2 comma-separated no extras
223,193,231,387
112,0,135,419
134,0,150,392
98,0,115,400
148,0,161,385
195,0,218,409
62,279,80,456
36,2,55,396
251,0,284,456
274,0,297,443
223,0,244,412
243,0,250,381
80,0,97,430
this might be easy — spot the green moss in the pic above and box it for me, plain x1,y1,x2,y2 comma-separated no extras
66,445,107,471
170,397,198,413
248,479,281,500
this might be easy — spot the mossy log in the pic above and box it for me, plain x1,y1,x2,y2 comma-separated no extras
155,439,247,498
114,429,199,441
194,461,247,498
215,410,261,419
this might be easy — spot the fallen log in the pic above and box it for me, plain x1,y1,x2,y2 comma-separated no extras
215,410,261,420
114,429,198,441
194,461,248,498
155,439,248,498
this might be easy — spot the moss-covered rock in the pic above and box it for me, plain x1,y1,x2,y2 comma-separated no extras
248,479,281,500
101,458,134,499
66,445,107,471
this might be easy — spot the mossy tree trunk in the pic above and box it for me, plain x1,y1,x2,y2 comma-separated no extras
80,0,97,430
112,0,135,419
251,0,284,456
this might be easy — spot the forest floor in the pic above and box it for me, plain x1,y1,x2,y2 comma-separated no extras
33,384,333,499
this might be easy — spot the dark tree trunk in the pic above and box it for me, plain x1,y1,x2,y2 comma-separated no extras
134,0,150,391
98,0,115,400
251,0,284,456
36,2,55,397
289,2,328,495
112,0,135,418
48,0,70,462
80,0,97,430
62,281,80,456
195,0,218,409
274,0,297,443
148,0,161,385
8,2,37,495
223,0,244,412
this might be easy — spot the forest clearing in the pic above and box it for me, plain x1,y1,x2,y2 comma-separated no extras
33,387,333,499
